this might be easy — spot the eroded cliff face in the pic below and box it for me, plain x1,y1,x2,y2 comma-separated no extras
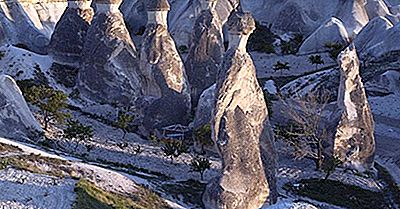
0,75,43,140
48,1,94,66
139,1,191,130
334,46,375,172
78,0,143,106
185,1,224,106
203,9,277,209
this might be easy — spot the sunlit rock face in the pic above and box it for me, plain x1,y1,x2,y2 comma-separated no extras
185,0,224,106
139,0,191,130
203,8,277,209
48,0,94,67
78,0,143,106
0,75,43,140
299,17,350,54
334,46,375,172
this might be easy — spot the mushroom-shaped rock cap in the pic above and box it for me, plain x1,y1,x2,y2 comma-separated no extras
95,0,122,4
146,0,170,11
226,9,256,35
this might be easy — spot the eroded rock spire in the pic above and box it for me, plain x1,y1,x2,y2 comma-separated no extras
78,0,144,105
48,0,94,67
139,0,191,130
185,0,223,106
202,8,277,209
334,45,375,172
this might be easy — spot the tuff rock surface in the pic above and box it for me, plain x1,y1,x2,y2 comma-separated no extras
192,84,216,129
0,75,43,140
48,0,94,67
299,17,350,54
334,46,375,172
185,0,224,106
203,9,277,209
0,1,51,54
78,0,143,106
139,0,191,130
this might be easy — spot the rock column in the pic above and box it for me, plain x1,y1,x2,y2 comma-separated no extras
202,8,277,209
48,0,94,67
185,0,223,106
139,0,191,130
78,0,143,106
334,45,375,172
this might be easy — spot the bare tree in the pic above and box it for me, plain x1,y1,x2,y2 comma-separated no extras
277,91,331,170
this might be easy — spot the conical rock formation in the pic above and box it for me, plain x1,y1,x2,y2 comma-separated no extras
48,0,94,67
0,75,43,140
185,0,224,106
334,46,375,172
78,0,143,106
139,0,191,130
202,9,277,209
192,84,216,129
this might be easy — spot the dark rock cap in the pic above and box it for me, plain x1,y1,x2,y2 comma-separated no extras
146,0,170,11
226,9,256,35
95,0,122,4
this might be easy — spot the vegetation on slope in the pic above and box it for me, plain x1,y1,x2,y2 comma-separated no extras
284,178,389,209
73,179,170,209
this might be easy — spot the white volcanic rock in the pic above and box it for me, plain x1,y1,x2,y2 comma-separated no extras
366,0,399,23
299,17,350,54
192,84,216,129
0,1,50,54
203,9,277,209
354,16,394,55
355,17,400,59
48,0,94,67
0,75,43,140
334,46,375,172
139,0,191,130
336,0,370,37
185,0,224,106
78,0,144,106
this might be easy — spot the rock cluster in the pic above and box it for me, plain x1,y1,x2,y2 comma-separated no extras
202,8,277,209
139,0,191,130
0,75,43,140
334,46,375,172
78,0,143,105
185,0,224,106
48,0,94,67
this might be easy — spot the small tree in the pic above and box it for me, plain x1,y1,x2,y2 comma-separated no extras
278,91,331,170
63,120,94,152
308,55,325,71
193,124,213,154
25,85,70,130
115,111,134,140
161,140,189,163
322,155,342,180
325,42,345,61
190,156,211,181
273,61,291,75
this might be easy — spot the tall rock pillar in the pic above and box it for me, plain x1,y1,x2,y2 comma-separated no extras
334,45,375,172
48,0,94,67
139,0,191,130
78,0,143,106
185,0,224,106
202,8,277,209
